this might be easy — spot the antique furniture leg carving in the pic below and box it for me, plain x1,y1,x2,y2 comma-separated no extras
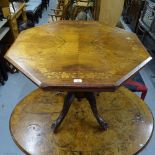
85,92,108,130
52,91,108,132
51,92,74,132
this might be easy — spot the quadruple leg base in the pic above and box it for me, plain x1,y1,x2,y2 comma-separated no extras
51,92,108,133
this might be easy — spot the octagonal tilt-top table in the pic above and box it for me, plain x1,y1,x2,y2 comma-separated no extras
5,21,154,154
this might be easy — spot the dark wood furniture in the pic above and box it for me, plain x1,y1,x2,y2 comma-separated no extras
122,0,145,32
93,0,100,20
0,44,8,85
0,44,6,85
0,18,10,85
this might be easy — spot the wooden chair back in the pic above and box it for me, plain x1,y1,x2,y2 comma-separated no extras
61,0,72,20
48,0,71,22
57,0,65,9
98,0,125,27
76,0,90,6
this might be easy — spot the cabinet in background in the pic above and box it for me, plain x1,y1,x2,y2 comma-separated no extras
122,0,145,32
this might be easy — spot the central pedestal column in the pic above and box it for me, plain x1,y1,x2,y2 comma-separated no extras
51,92,108,132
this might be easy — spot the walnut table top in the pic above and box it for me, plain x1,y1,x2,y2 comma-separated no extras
5,21,151,91
10,87,154,155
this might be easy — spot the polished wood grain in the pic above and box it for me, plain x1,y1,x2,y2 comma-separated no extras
10,87,153,155
5,21,151,91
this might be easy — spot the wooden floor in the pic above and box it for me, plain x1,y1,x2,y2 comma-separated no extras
10,87,153,155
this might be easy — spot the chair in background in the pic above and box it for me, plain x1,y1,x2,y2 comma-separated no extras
48,0,71,22
123,73,148,100
57,0,65,9
71,0,94,20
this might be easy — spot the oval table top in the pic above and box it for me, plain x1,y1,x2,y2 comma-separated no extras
10,87,153,155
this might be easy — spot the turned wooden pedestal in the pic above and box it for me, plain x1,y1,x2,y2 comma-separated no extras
10,87,153,155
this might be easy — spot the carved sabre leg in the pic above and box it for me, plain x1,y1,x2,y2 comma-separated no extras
51,92,74,133
85,92,108,130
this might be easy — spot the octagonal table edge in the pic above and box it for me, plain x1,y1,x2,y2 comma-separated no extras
4,54,152,92
115,56,152,87
4,54,42,87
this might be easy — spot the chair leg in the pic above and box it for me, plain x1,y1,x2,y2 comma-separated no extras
141,90,147,100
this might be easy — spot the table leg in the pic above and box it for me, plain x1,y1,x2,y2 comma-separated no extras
51,92,74,132
85,92,108,130
51,92,108,133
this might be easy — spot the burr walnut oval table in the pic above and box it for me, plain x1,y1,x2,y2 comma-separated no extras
10,87,153,155
5,21,154,154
